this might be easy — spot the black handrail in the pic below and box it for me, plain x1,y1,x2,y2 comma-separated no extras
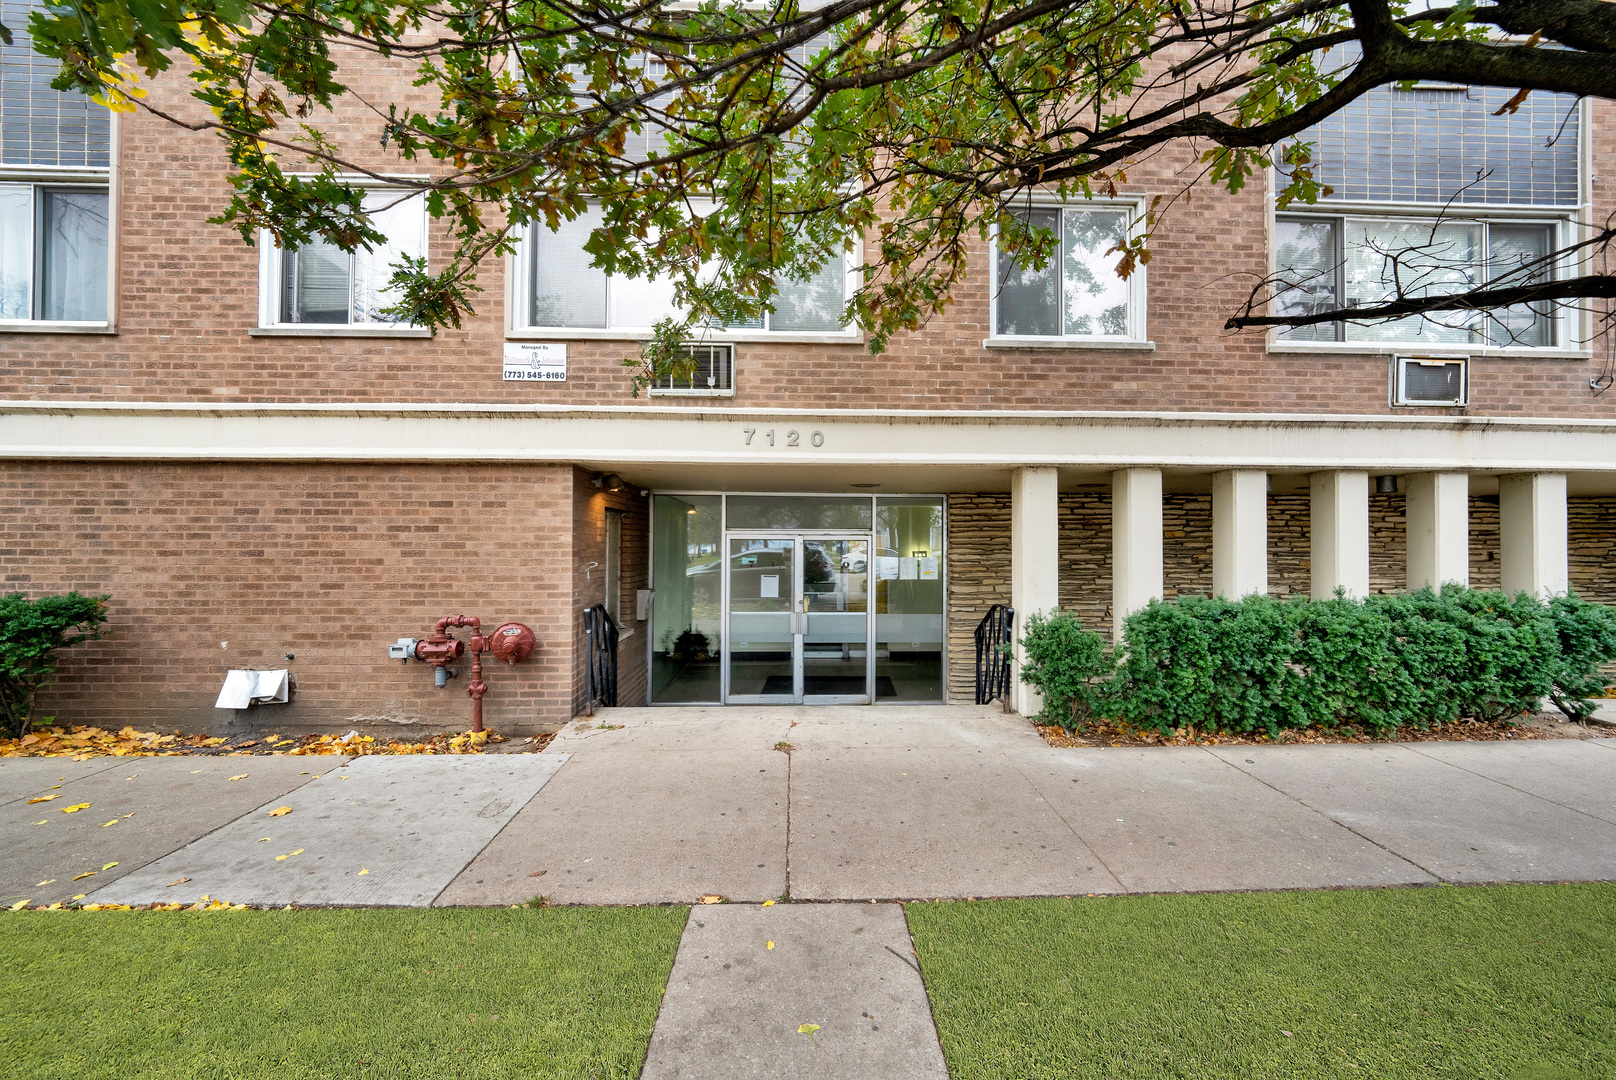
974,604,1014,705
583,604,620,712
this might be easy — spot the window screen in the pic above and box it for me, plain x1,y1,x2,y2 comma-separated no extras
997,207,1130,337
0,0,112,168
530,207,608,327
279,190,424,325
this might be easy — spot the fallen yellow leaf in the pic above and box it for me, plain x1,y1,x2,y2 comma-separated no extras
357,868,370,876
268,806,292,817
26,794,59,803
101,819,119,827
32,820,46,826
289,848,304,856
762,899,775,906
102,862,118,870
798,1023,820,1035
35,879,54,887
9,899,29,911
767,941,775,950
72,894,86,901
257,837,270,842
164,877,190,888
228,774,248,781
698,895,723,905
61,803,90,813
71,871,97,881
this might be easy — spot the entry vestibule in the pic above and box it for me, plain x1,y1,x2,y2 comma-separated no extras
649,493,946,705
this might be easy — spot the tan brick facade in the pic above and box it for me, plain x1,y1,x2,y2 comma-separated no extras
946,493,1616,704
3,61,1613,729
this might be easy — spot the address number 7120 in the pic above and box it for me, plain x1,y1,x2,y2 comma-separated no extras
744,428,824,448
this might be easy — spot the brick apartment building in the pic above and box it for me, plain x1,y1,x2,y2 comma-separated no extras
1,19,1613,733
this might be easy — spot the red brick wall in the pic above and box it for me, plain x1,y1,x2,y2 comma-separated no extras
1,67,1610,419
570,468,651,714
2,462,577,735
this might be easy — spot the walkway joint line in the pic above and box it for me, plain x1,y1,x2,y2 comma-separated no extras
1002,750,1130,895
1401,743,1616,828
1197,747,1447,884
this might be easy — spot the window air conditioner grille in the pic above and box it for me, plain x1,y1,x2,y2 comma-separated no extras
1394,356,1467,407
650,343,735,394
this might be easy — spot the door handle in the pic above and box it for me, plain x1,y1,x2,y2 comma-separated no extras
791,611,806,636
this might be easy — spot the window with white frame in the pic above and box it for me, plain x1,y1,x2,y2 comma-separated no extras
259,188,426,327
1275,76,1579,348
0,0,113,326
517,204,854,336
992,204,1142,340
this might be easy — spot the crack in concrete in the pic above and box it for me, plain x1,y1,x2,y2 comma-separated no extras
1401,743,1616,827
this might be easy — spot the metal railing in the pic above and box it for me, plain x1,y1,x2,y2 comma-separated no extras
583,604,620,713
974,604,1014,705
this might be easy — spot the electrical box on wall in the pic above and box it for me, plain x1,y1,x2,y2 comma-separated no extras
635,589,654,621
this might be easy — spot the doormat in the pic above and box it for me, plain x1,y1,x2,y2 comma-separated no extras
761,675,897,697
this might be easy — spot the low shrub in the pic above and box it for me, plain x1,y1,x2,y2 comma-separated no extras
1016,610,1112,724
1019,587,1616,736
0,592,110,739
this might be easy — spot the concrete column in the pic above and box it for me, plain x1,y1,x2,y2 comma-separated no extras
1499,472,1569,598
1212,470,1268,598
1406,472,1469,589
1309,471,1370,599
1111,467,1163,642
1010,467,1060,717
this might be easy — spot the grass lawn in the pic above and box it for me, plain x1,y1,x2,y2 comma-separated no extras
1,905,688,1080
907,883,1616,1080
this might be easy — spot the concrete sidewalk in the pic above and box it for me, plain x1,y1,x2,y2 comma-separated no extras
3,707,1614,911
441,707,1616,906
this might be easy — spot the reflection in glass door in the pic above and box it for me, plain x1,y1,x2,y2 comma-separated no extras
802,538,870,703
724,537,798,702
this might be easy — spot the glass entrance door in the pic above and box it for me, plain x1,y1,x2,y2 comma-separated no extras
725,536,799,703
723,534,871,704
801,537,870,703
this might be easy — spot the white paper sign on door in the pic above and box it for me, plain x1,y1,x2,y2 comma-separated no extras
759,574,780,598
899,557,919,580
919,556,940,580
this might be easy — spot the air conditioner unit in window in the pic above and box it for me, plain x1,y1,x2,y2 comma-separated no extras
1393,356,1468,407
650,343,735,395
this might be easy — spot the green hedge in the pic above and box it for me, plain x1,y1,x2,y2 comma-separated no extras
1019,587,1616,736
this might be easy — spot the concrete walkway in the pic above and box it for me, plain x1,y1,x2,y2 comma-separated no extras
3,707,1613,911
441,706,1616,905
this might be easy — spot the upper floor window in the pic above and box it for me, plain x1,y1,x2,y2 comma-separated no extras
0,0,113,327
1275,78,1579,348
258,188,426,328
513,204,856,338
991,204,1144,342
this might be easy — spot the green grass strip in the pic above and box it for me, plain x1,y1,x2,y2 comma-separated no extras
907,884,1616,1080
1,905,688,1080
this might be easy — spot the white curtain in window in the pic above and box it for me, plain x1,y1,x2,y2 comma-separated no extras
771,255,846,331
607,268,681,329
530,207,609,327
0,185,31,319
1344,219,1480,343
353,190,425,324
1061,209,1129,336
39,188,107,322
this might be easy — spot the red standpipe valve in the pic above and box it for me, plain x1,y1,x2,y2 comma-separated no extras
407,616,534,734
